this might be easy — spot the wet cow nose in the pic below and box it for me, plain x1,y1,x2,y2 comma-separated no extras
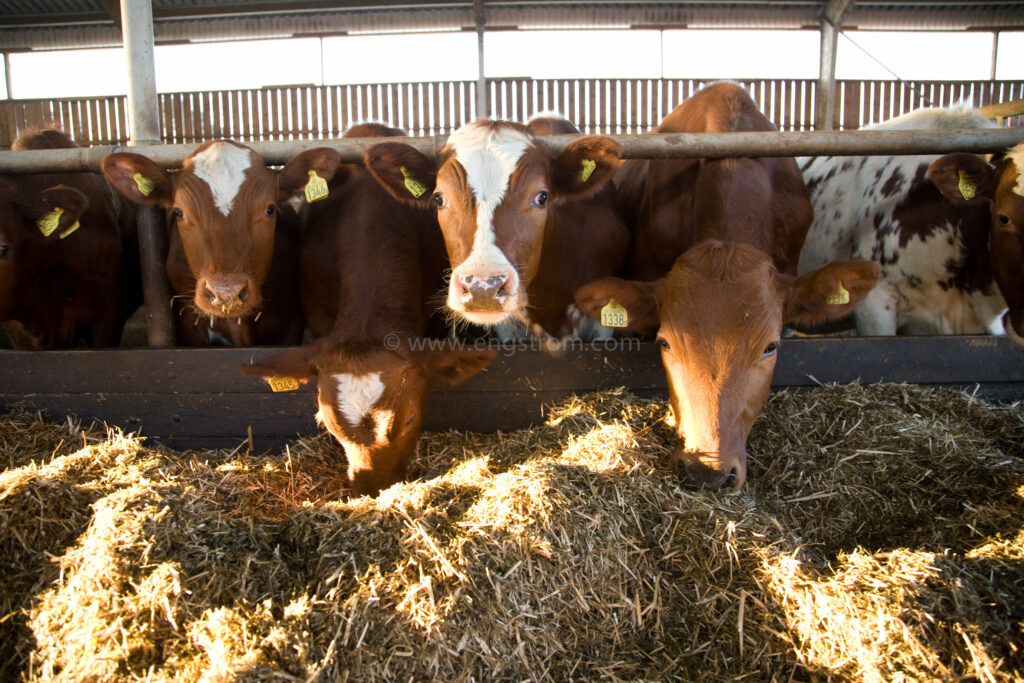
456,270,513,312
203,280,248,308
675,459,738,492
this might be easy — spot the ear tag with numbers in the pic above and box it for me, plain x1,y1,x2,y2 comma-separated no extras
305,170,330,203
36,207,64,237
958,170,977,200
133,172,154,197
600,299,628,328
267,376,300,392
580,158,596,183
400,166,427,198
58,220,81,239
826,281,850,306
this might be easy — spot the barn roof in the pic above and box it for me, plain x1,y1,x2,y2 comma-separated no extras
1,1,1023,51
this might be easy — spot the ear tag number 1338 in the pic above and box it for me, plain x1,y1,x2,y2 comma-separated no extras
600,300,628,328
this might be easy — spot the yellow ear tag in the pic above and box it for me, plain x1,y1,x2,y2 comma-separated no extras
826,281,850,306
132,172,154,197
267,376,300,393
400,166,427,198
58,220,81,239
581,158,596,183
958,170,976,200
36,207,63,237
600,299,628,328
305,170,330,203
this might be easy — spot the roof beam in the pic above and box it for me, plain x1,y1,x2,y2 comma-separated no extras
97,0,123,29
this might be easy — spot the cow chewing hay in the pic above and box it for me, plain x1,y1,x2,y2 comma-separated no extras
1,384,1022,681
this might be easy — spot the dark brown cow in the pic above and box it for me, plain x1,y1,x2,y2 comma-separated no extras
576,82,880,491
242,123,494,497
102,140,340,345
0,129,139,349
363,115,628,341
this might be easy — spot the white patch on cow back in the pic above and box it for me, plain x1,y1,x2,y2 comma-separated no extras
331,372,385,427
1007,142,1024,197
191,141,253,216
447,122,532,274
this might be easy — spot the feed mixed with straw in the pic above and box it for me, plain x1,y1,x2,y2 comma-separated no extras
1,383,1022,681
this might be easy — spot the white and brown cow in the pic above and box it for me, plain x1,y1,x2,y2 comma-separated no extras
575,82,880,491
363,116,628,341
102,141,340,346
798,105,1024,340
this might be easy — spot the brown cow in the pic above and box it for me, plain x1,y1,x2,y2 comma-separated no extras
242,123,494,497
0,129,139,349
576,82,880,491
363,115,628,341
102,140,340,346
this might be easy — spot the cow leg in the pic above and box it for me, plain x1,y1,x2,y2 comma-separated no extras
853,283,899,336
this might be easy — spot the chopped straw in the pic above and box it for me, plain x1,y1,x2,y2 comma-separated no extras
1,382,1022,681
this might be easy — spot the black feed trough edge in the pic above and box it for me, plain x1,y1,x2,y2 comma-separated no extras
0,335,1021,451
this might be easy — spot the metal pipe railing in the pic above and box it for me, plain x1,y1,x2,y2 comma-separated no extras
1,128,1023,174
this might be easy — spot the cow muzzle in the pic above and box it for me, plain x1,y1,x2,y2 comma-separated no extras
671,444,747,493
450,269,519,321
197,274,256,317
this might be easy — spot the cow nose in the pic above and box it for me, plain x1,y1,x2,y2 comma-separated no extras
456,270,514,312
675,459,738,492
203,280,248,307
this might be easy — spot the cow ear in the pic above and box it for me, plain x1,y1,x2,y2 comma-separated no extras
364,142,438,206
278,147,343,202
782,260,880,327
21,185,89,239
574,276,662,333
928,153,997,203
240,345,319,382
101,153,174,206
427,348,496,386
549,136,622,199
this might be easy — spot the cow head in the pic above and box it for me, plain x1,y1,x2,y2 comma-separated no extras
102,141,340,320
0,176,89,322
241,339,494,497
576,240,879,491
929,147,1024,345
364,120,621,327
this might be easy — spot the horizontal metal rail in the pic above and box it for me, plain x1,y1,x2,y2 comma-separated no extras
1,128,1023,174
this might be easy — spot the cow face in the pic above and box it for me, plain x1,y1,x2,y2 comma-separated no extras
0,178,89,322
929,148,1024,344
576,240,879,491
364,121,621,327
242,339,493,497
102,142,340,320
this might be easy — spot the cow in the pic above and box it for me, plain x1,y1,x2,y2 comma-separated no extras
574,82,880,491
0,128,140,349
241,123,494,497
362,114,629,341
798,105,1023,341
101,140,341,346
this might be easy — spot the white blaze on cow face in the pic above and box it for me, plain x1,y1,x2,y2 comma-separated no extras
445,122,533,323
190,141,253,216
1008,147,1024,198
331,372,386,427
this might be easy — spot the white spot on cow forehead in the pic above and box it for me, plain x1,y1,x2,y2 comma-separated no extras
448,122,533,207
331,372,385,427
1007,142,1024,197
191,142,253,216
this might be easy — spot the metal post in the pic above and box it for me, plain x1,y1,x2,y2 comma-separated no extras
816,0,856,131
3,53,12,99
475,0,488,119
121,0,175,347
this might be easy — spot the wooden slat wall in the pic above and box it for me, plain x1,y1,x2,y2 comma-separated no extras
2,78,1023,149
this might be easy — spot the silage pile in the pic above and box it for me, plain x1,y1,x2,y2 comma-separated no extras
1,383,1022,681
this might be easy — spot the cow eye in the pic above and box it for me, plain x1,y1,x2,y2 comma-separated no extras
656,336,670,350
531,191,549,208
433,193,445,208
172,207,184,220
762,341,779,359
998,214,1011,226
0,244,9,258
264,204,276,217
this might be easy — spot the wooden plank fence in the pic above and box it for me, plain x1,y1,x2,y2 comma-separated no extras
2,77,1023,149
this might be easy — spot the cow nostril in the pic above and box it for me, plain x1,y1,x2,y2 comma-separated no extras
722,468,737,490
238,284,248,303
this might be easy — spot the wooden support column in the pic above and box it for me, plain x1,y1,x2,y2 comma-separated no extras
121,0,175,347
816,0,855,131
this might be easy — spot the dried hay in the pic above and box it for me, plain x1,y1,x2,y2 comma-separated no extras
0,383,1021,681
